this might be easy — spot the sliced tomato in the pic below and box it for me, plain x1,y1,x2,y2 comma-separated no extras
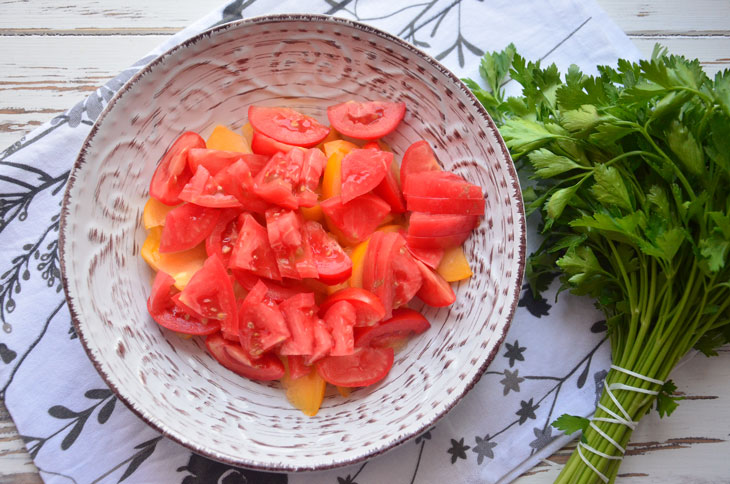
340,149,392,203
408,212,478,237
400,139,441,189
308,318,334,365
253,150,304,210
298,148,327,207
177,254,238,338
249,106,330,147
320,194,391,245
142,197,177,229
251,130,297,156
232,270,313,303
238,280,290,357
406,244,444,270
178,165,242,208
355,308,430,348
229,213,281,281
303,221,352,285
391,235,423,307
279,292,317,356
159,203,220,253
287,355,310,381
437,246,473,282
214,160,270,213
348,239,369,288
361,231,400,318
206,124,252,154
266,209,318,280
403,171,483,200
374,157,406,213
323,300,356,356
319,287,386,327
406,231,472,249
150,132,205,205
316,347,394,387
206,334,285,381
146,271,220,335
187,148,268,177
405,195,485,215
327,101,406,140
415,259,456,307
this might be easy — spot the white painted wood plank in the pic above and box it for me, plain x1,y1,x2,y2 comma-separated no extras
630,36,730,76
599,0,730,35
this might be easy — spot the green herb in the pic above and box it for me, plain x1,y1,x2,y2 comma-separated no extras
467,45,730,483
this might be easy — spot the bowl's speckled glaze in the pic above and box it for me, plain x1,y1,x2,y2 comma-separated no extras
60,14,525,472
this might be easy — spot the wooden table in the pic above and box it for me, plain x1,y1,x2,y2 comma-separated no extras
1,1,728,482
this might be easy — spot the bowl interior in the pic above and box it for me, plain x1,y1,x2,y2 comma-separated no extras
61,15,524,471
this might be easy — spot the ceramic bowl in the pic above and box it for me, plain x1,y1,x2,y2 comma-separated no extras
60,14,525,471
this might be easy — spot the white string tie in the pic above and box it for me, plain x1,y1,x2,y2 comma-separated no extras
576,364,664,483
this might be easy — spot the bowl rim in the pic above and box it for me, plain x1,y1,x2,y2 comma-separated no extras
59,12,526,473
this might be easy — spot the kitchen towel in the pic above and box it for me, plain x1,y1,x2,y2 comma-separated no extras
0,1,640,483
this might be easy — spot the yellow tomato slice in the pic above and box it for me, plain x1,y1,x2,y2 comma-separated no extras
349,239,370,288
337,386,351,398
141,226,207,290
300,204,323,222
377,223,402,233
437,246,473,282
142,198,176,229
206,124,252,154
282,366,327,417
241,122,254,147
322,140,358,200
317,127,341,149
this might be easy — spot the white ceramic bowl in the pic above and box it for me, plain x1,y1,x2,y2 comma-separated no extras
60,14,525,471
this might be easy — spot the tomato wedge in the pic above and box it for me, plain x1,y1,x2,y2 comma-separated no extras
205,209,242,267
400,140,441,189
232,270,312,303
287,355,310,381
279,293,317,356
327,101,406,140
405,195,485,215
309,318,334,365
249,106,330,147
303,221,352,285
391,235,423,308
403,171,483,200
321,194,391,245
406,244,444,270
150,131,205,205
405,231,473,249
229,213,282,281
214,160,270,213
159,203,220,253
251,130,297,156
415,259,456,307
316,347,394,387
323,300,356,356
298,148,327,207
408,213,478,237
340,149,392,203
178,165,242,208
178,254,238,338
187,149,268,177
146,271,221,335
266,209,317,280
319,287,386,327
355,308,430,348
238,280,290,356
206,333,285,381
362,231,399,318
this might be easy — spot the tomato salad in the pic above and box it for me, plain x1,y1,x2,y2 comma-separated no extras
141,101,485,416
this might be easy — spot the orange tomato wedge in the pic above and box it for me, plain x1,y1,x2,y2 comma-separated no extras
317,127,341,149
376,223,402,233
337,386,351,398
300,204,324,222
142,197,176,229
141,226,207,290
206,124,252,154
241,122,254,147
437,246,473,282
322,140,358,199
349,239,370,288
282,365,327,417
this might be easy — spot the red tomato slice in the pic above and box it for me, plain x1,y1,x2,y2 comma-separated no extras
178,254,238,338
320,194,391,245
214,160,270,213
373,153,406,213
229,213,282,281
159,203,220,253
405,231,473,249
232,270,311,303
316,347,394,387
206,209,242,267
187,148,268,177
355,308,430,348
298,148,327,207
340,149,392,203
403,171,483,200
146,271,220,335
323,300,356,356
178,165,243,208
391,235,423,307
408,213,478,237
406,244,444,270
279,292,317,356
400,140,441,189
238,280,290,357
309,318,333,365
250,130,297,156
206,334,285,381
150,132,205,205
405,195,485,215
287,355,310,380
248,106,330,147
327,101,406,140
415,259,456,307
254,150,304,210
362,231,400,318
303,220,352,285
319,287,386,327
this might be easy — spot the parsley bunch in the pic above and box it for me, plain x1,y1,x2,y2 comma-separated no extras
466,45,730,483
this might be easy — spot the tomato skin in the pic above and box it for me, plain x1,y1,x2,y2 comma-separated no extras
146,271,221,335
355,308,430,348
406,244,444,270
178,165,243,208
405,231,473,249
159,203,221,253
238,280,290,357
303,221,353,285
308,318,334,365
399,140,441,189
415,259,456,307
319,287,386,327
279,292,318,356
298,148,327,208
405,195,485,215
327,101,406,140
323,300,356,356
316,347,394,387
340,149,392,203
249,106,330,147
320,194,391,245
287,355,310,380
150,132,206,205
206,333,285,381
362,231,399,318
232,270,312,303
403,171,483,200
229,213,282,281
373,156,406,213
187,148,267,177
251,130,297,156
408,213,478,237
391,235,423,308
215,160,270,213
